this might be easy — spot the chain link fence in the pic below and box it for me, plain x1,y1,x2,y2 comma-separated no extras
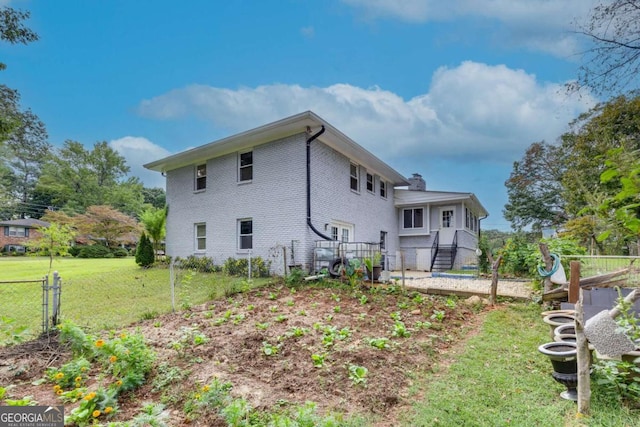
0,273,61,344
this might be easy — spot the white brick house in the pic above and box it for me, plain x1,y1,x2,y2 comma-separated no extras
144,111,488,274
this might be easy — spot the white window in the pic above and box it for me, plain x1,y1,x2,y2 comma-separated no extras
380,180,387,198
239,151,253,182
366,173,374,193
329,221,354,242
403,208,424,229
8,226,27,237
195,223,206,251
195,164,206,191
238,219,253,250
350,163,359,192
442,209,454,228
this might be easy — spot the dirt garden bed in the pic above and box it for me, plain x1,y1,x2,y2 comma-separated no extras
0,280,490,426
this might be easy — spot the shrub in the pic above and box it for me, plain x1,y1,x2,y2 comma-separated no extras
68,246,81,257
223,256,271,277
77,245,112,259
112,248,129,258
135,233,155,267
175,255,219,273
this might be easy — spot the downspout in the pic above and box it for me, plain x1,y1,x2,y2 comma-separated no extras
306,125,332,240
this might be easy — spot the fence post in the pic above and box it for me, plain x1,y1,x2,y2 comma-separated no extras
52,271,61,327
42,275,49,334
248,250,253,280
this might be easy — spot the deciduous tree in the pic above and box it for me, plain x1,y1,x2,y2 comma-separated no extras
32,222,76,271
503,142,567,231
74,205,140,249
573,0,640,96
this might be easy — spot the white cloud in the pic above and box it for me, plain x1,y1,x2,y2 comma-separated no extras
109,136,170,189
340,0,599,57
137,61,596,164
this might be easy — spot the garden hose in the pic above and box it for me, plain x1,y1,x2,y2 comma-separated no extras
537,253,560,277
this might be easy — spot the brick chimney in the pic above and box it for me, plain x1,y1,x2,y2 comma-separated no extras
408,173,426,191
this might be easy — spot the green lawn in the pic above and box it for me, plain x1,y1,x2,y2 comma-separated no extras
404,303,640,427
0,257,271,336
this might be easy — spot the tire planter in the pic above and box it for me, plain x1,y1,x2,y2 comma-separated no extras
329,258,346,278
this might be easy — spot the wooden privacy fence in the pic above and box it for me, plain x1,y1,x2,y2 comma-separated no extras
0,272,62,341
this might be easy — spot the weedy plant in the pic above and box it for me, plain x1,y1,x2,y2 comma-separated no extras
392,320,411,338
311,353,326,368
367,337,391,350
348,364,368,386
262,341,280,356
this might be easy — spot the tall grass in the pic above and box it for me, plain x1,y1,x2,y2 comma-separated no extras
0,257,271,336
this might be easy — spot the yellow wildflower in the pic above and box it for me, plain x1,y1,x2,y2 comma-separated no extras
116,380,123,387
84,392,96,401
202,385,210,392
195,393,201,399
109,355,117,363
80,367,87,372
75,376,82,382
92,410,101,418
104,406,113,414
53,385,61,391
54,372,64,379
95,339,105,348
56,389,63,395
119,333,127,339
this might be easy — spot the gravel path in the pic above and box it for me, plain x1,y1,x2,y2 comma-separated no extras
387,272,534,300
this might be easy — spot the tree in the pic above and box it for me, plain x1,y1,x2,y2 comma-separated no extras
74,205,140,249
31,222,76,271
561,95,640,218
135,233,154,267
5,109,50,217
503,142,567,231
37,141,140,214
573,1,640,96
139,206,166,261
142,187,166,209
0,7,38,140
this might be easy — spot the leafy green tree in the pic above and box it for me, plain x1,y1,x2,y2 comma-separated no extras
135,233,154,267
139,206,166,261
0,6,38,139
37,141,140,214
31,222,76,271
142,187,166,209
560,95,640,218
4,109,50,217
596,146,640,254
503,142,567,231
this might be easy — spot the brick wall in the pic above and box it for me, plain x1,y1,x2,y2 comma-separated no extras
164,132,399,273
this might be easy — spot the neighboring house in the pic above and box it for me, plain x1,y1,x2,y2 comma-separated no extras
0,218,49,253
144,111,488,274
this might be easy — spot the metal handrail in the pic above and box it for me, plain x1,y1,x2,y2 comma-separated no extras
430,231,440,271
450,230,458,270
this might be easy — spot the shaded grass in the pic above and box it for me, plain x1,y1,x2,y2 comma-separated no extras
404,303,640,427
0,257,272,336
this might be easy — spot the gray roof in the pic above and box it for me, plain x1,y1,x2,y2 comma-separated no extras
0,218,50,228
144,110,409,186
394,189,489,217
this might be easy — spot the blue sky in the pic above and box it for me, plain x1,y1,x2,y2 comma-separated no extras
3,0,602,230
